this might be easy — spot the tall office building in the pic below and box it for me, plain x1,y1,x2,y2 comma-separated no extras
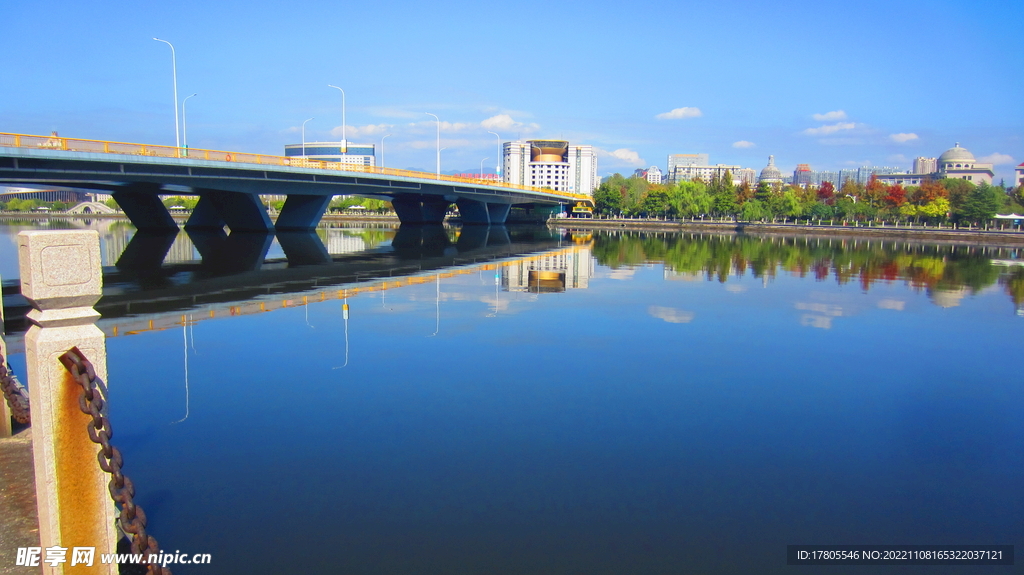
284,141,376,167
502,140,597,195
793,164,813,185
913,157,938,174
667,154,709,178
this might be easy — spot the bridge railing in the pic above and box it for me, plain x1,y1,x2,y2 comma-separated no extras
0,132,592,204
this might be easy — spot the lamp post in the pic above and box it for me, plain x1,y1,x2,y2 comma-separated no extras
152,38,180,152
426,112,440,177
302,117,314,158
487,130,501,176
380,134,391,169
327,85,346,152
480,157,489,180
182,93,197,156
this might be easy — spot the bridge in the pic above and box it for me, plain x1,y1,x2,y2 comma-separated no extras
0,132,591,231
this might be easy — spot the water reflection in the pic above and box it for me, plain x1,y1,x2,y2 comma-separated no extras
590,231,1024,313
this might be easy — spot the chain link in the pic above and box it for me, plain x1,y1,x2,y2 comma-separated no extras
0,342,30,425
59,347,172,575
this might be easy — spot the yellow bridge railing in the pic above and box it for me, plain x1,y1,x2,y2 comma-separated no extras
0,132,591,203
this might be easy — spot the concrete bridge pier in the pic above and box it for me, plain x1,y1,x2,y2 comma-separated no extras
455,199,511,225
391,225,455,258
277,231,331,265
114,230,178,270
112,183,179,233
188,230,274,274
190,189,273,233
392,194,451,224
276,194,333,231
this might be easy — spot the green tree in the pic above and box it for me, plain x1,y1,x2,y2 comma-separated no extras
959,183,1003,223
639,189,670,216
592,177,625,215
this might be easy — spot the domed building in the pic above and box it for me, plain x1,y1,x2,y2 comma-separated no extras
758,155,784,184
936,143,994,184
875,142,995,187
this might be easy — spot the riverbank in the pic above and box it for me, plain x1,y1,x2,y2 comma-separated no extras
552,217,1024,247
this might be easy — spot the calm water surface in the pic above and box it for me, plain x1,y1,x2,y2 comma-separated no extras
2,219,1023,574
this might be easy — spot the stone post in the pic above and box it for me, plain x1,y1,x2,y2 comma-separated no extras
1,272,10,437
19,230,118,575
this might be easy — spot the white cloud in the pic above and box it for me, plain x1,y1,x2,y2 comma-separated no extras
330,123,391,139
803,122,856,136
878,299,906,311
648,306,695,324
655,107,703,120
481,114,516,130
979,153,1015,165
479,113,540,133
889,133,919,143
597,147,646,167
732,140,756,149
812,110,848,122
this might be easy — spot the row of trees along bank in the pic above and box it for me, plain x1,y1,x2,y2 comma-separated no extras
592,172,1024,226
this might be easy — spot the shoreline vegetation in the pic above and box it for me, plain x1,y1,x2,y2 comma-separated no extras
3,211,1024,246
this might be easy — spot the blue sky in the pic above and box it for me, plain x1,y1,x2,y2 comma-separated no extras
3,0,1022,182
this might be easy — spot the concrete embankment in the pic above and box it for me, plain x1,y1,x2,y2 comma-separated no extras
553,218,1024,247
0,427,39,575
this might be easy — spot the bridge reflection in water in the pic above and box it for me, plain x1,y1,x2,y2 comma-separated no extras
3,223,594,351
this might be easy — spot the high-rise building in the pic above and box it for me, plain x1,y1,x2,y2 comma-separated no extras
913,157,938,174
793,164,813,185
644,166,663,184
667,154,709,177
502,140,597,195
284,141,376,166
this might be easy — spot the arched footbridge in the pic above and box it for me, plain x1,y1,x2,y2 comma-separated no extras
0,132,592,232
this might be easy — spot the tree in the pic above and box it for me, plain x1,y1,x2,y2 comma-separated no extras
105,198,121,211
883,185,907,208
817,181,836,205
864,175,886,207
639,189,670,216
740,199,767,221
592,176,626,215
920,197,951,221
941,178,974,212
959,183,1003,223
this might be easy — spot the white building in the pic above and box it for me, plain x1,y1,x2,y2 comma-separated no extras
875,143,995,187
913,157,938,174
503,246,593,292
284,141,376,167
503,140,597,195
1016,162,1024,188
667,154,709,176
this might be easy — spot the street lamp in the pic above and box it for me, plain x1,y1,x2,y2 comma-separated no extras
327,85,346,152
380,134,391,169
480,157,489,180
302,117,314,158
182,93,197,156
152,38,180,152
487,131,501,176
426,112,440,177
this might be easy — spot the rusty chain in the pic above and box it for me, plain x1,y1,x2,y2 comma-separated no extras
58,347,172,575
0,342,30,425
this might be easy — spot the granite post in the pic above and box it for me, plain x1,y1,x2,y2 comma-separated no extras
19,230,118,575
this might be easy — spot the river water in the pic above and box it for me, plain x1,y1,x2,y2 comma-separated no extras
2,219,1022,574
